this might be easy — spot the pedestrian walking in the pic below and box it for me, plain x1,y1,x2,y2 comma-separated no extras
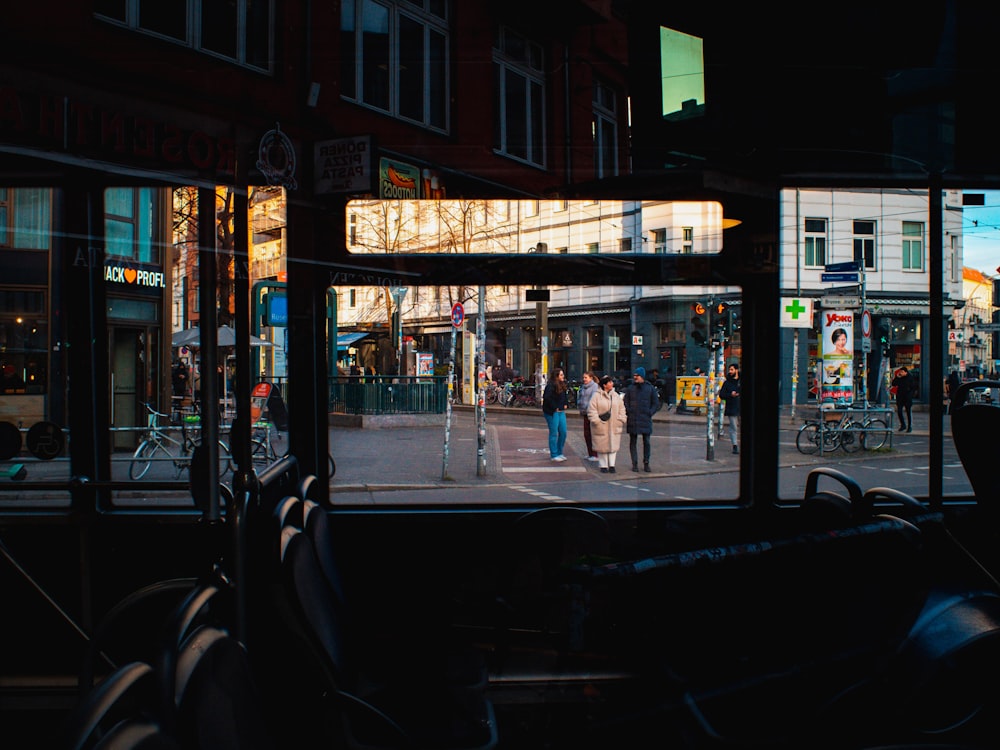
623,366,661,472
891,366,916,432
717,362,741,454
542,366,569,461
576,371,600,462
587,375,627,473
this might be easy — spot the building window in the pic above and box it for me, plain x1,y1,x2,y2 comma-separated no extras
493,27,545,167
659,321,686,343
349,289,357,308
349,213,358,245
804,218,826,267
340,0,449,131
0,188,51,250
682,226,693,254
593,79,619,178
556,246,569,254
554,200,568,212
95,0,273,72
853,220,876,270
586,242,599,254
619,237,632,253
105,187,161,264
902,220,924,271
652,228,667,253
0,290,48,395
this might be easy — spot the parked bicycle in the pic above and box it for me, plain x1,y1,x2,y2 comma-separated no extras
129,403,232,480
796,407,890,455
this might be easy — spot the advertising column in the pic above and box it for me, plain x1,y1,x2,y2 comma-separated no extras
821,310,855,407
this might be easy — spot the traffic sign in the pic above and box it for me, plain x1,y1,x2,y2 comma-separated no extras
825,260,860,272
451,302,464,328
861,309,872,338
821,272,860,283
975,323,1000,332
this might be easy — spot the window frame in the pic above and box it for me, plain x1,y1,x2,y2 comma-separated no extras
94,0,274,73
340,0,450,132
901,220,924,271
493,26,546,168
853,219,876,270
592,78,619,179
803,217,827,268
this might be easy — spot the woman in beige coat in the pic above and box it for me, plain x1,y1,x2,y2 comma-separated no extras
587,375,628,473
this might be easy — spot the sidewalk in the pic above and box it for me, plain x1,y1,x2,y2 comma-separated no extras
327,403,933,493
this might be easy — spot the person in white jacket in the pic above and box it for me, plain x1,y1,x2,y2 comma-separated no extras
586,375,628,474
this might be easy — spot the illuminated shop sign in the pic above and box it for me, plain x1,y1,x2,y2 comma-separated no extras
104,263,166,288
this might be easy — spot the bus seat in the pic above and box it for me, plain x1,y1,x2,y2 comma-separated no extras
61,661,178,750
950,380,1000,512
278,525,498,750
157,570,276,750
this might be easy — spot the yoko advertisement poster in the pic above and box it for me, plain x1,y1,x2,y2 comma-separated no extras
820,310,854,406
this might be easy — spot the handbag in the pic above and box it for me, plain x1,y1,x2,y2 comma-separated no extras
599,409,611,422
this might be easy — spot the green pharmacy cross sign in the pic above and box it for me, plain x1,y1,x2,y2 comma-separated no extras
785,299,807,320
780,297,814,329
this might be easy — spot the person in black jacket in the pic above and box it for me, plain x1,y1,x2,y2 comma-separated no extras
623,366,661,472
891,366,916,432
717,362,741,454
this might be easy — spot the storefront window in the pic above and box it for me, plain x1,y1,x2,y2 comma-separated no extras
0,290,47,394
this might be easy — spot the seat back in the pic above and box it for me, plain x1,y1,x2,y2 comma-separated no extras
950,379,1000,510
62,661,177,750
158,571,276,750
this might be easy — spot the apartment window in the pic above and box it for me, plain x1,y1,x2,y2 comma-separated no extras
682,226,693,254
555,200,568,212
349,213,358,245
619,237,632,253
340,0,449,131
0,188,51,250
95,0,273,72
804,218,826,267
586,242,599,254
556,246,569,254
593,79,619,178
652,228,667,253
105,188,160,264
494,27,545,167
349,289,357,308
853,220,876,270
901,221,924,271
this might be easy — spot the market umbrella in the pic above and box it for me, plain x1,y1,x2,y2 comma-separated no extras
171,325,273,349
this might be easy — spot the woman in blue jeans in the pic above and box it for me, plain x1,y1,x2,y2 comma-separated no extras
541,367,569,461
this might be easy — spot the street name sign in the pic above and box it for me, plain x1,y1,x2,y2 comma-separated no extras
821,272,860,283
823,296,860,308
825,261,860,272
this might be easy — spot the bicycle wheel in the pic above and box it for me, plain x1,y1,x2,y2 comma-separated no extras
486,387,498,405
796,423,821,455
250,436,274,466
129,440,164,479
187,438,232,478
861,418,889,450
840,419,862,453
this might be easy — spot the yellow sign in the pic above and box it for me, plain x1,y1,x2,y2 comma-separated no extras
677,376,707,408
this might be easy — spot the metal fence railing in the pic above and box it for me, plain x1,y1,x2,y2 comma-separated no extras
328,376,448,415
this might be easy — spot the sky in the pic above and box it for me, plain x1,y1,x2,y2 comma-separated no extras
960,190,1000,277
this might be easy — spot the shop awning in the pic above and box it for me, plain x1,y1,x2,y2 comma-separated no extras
336,332,369,350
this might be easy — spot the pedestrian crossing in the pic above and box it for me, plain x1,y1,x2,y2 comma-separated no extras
496,425,588,478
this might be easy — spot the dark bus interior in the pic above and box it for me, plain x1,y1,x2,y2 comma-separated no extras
5,3,1000,748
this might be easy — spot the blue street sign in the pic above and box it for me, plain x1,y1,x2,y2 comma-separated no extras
821,272,860,283
825,260,860,272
